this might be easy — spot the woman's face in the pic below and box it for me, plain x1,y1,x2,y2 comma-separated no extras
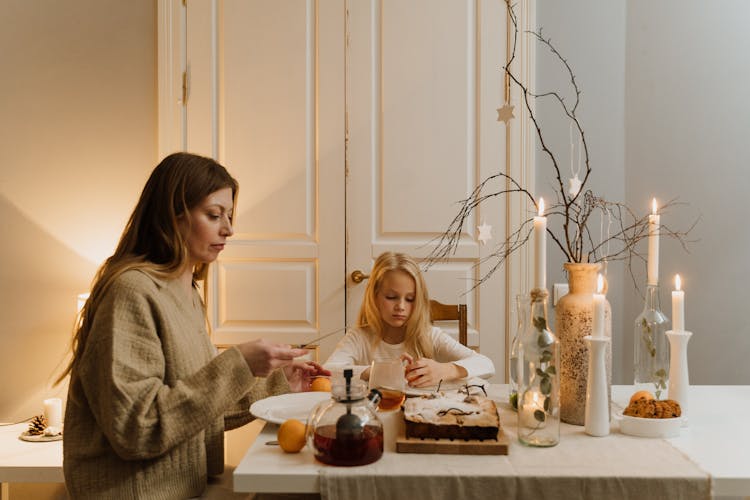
376,270,416,330
180,187,234,266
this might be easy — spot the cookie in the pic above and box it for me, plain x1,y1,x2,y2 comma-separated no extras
623,398,682,419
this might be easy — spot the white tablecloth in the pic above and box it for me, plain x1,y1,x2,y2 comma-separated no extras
318,386,710,500
235,385,717,500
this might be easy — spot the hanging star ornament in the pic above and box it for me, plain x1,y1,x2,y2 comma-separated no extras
568,174,582,198
496,103,515,124
477,220,493,245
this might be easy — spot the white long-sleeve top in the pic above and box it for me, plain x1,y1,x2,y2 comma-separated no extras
324,326,495,381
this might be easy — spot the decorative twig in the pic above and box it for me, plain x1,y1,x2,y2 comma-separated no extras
424,0,697,293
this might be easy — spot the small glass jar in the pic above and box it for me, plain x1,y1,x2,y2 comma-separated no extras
509,294,530,411
517,288,560,447
306,369,384,466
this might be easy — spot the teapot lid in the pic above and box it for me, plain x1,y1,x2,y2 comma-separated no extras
331,368,368,402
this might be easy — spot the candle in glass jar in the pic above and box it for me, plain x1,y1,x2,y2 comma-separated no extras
672,274,685,332
519,390,546,428
592,274,605,338
43,398,63,428
647,198,660,286
534,198,547,290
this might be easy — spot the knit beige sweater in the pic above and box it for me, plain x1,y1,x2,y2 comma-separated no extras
63,269,291,499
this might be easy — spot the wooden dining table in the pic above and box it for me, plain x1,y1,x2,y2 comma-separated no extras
234,384,750,499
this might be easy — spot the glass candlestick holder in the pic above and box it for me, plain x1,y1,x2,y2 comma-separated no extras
634,283,670,398
517,288,560,447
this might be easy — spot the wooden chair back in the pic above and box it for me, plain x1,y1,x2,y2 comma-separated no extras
429,300,468,346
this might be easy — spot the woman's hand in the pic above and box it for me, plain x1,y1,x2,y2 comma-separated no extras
283,361,331,392
236,339,308,376
404,358,468,388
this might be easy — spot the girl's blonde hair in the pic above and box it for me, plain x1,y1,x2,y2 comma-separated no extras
356,252,434,358
57,152,238,385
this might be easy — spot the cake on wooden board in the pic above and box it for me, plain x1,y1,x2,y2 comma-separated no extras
402,389,500,441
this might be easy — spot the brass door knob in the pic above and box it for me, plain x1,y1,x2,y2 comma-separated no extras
351,270,370,284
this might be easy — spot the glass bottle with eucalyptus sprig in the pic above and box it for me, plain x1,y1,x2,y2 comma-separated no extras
517,288,560,447
509,294,530,411
633,282,670,398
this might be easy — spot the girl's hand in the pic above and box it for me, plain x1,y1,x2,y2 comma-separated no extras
283,361,331,392
404,358,467,388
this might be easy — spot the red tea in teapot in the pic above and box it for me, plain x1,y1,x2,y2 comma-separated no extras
312,424,383,466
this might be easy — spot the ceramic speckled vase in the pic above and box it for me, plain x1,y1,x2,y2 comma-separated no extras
555,262,612,425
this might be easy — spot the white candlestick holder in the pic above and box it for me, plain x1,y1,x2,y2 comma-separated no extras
666,330,692,427
584,335,610,437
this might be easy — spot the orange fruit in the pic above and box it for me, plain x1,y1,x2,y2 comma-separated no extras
277,419,307,453
629,390,655,405
310,377,332,392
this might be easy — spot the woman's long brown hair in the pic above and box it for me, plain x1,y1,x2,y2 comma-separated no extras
56,152,238,385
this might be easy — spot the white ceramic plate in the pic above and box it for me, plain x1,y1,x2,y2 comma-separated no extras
617,412,682,438
250,392,331,425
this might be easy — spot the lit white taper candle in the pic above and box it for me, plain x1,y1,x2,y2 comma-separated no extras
647,198,660,286
592,274,605,338
534,198,547,290
672,274,685,333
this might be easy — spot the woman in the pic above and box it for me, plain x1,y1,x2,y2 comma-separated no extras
325,252,494,387
60,152,327,499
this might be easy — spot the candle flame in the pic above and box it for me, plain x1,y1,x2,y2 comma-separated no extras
675,274,681,291
651,198,658,215
597,274,604,294
538,198,545,217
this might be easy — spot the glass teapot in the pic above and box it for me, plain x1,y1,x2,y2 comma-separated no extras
306,368,384,466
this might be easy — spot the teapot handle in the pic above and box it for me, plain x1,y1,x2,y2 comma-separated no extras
368,388,382,407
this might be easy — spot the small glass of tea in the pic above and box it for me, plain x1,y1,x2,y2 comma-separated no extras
368,359,406,411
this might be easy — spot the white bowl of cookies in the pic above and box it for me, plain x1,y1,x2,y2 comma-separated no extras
617,390,683,438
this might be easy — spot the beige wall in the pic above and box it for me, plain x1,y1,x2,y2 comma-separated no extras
0,0,157,422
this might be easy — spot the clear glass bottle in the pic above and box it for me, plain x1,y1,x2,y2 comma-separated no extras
633,284,670,398
509,294,530,411
517,288,560,447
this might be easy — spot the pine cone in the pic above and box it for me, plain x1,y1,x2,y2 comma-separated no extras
28,414,48,435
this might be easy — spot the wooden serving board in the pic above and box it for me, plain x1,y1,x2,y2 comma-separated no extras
395,428,509,455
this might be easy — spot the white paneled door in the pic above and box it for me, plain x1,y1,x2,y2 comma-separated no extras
159,0,535,381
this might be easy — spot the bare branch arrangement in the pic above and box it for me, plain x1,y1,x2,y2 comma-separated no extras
426,0,696,287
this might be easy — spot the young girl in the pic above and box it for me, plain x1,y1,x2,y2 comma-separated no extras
325,252,494,388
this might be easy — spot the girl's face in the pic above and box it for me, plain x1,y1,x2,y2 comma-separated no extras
376,270,416,330
180,187,234,266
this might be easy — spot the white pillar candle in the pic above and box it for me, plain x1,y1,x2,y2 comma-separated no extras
647,198,660,286
43,398,63,428
533,198,547,290
592,274,605,338
672,274,685,332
